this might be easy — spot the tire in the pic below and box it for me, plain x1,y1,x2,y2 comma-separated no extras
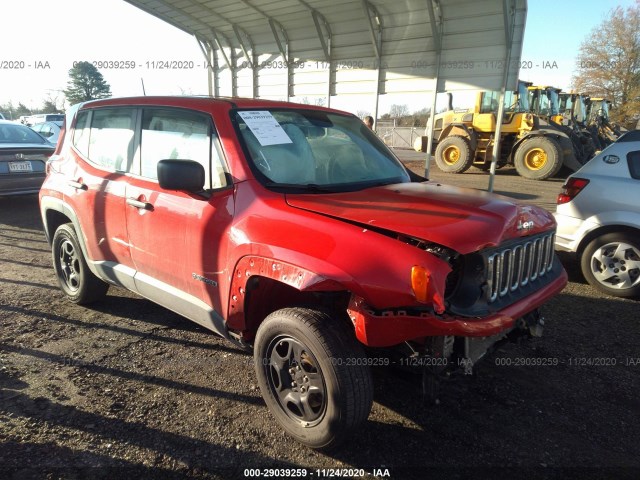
434,136,473,173
580,232,640,298
254,307,373,451
52,223,109,304
514,136,563,180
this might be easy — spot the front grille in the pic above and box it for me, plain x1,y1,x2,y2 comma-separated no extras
486,232,555,303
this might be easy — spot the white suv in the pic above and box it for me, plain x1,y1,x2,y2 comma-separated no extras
555,130,640,298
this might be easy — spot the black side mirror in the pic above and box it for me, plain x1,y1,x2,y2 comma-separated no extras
157,159,205,192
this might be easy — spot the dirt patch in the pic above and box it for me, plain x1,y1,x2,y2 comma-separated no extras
1,162,639,479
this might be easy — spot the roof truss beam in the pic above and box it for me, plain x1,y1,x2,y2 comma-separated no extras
426,0,442,53
361,0,382,59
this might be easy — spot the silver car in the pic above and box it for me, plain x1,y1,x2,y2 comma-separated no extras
554,130,640,298
30,121,62,146
0,120,55,196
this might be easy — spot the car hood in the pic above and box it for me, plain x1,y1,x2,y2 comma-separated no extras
285,182,556,254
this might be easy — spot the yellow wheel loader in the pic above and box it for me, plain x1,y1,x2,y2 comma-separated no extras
414,81,591,180
527,87,597,163
585,97,625,147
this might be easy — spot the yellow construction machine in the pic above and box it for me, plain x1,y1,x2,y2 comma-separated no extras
414,80,591,180
585,97,625,147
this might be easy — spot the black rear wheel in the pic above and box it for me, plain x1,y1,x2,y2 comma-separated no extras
52,223,109,304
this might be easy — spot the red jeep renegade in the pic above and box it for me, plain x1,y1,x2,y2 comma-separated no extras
39,96,567,449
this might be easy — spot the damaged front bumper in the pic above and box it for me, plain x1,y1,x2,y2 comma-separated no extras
346,268,566,348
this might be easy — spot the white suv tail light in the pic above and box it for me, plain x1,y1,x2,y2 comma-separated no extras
557,177,589,205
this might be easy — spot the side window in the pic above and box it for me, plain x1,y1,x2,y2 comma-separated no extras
40,125,53,138
503,91,516,111
140,108,228,189
73,111,91,157
628,151,640,180
88,108,136,171
480,91,499,113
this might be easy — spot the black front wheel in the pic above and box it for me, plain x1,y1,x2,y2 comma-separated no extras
254,308,373,450
52,223,109,304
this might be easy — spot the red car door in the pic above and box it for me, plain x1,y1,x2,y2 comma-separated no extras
65,108,137,288
124,107,234,331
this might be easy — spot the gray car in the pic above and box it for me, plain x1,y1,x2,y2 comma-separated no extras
30,121,63,146
554,130,640,298
0,120,55,196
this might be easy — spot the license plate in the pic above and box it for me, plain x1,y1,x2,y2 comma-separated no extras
8,161,33,173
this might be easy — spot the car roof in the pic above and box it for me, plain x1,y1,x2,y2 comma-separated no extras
78,96,348,115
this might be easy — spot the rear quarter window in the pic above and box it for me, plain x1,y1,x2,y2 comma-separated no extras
72,111,91,156
628,151,640,180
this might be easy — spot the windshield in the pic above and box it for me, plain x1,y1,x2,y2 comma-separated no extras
548,89,560,116
233,109,410,191
0,123,48,144
574,96,586,123
528,89,559,116
517,82,530,111
559,94,571,114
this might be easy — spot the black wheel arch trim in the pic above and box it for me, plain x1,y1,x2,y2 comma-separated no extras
40,196,97,278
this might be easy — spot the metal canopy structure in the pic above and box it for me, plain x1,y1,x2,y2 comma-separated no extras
124,0,527,187
125,0,526,101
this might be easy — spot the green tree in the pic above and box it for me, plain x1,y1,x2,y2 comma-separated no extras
15,103,31,117
572,5,640,125
41,99,62,113
64,61,112,104
40,92,64,113
411,107,431,127
0,101,32,118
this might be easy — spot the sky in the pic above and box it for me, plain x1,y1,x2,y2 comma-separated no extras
0,0,637,117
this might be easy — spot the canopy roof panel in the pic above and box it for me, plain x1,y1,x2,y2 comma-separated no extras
125,0,527,101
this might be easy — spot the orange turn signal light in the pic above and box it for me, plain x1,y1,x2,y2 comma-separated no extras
411,266,430,303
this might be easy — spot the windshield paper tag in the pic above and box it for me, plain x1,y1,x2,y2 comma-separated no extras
238,111,292,146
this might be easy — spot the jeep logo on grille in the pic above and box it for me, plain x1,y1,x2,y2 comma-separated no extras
517,220,534,231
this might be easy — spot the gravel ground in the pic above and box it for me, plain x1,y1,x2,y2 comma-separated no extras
1,154,639,479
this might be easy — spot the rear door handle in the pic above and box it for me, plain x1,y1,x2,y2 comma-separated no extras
126,198,153,211
68,180,87,190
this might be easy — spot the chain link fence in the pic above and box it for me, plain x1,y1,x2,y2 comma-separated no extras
376,121,424,149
